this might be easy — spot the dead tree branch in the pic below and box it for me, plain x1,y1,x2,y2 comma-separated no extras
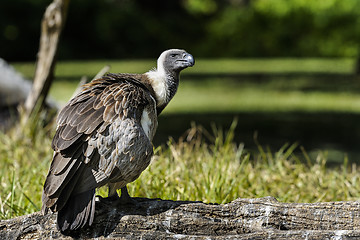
1,197,360,239
24,0,69,117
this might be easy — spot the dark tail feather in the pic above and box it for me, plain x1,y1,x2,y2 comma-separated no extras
42,161,85,214
57,189,96,234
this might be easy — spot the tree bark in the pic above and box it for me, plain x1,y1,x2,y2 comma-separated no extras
1,197,360,239
24,0,69,117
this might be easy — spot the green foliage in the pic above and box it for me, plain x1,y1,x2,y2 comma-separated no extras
208,0,360,57
3,0,360,60
183,0,218,15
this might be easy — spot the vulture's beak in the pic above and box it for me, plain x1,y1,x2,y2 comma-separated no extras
184,53,195,67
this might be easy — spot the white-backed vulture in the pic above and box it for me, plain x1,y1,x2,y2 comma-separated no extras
42,49,195,234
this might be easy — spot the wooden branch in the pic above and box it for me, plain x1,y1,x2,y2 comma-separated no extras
2,197,360,239
24,0,69,117
92,65,111,81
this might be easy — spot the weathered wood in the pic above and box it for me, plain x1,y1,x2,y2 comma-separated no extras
1,197,360,239
24,0,69,117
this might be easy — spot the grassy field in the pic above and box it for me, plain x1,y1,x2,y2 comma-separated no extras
1,58,360,220
1,116,359,220
12,58,359,112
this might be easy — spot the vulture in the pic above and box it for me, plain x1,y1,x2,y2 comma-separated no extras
42,49,195,234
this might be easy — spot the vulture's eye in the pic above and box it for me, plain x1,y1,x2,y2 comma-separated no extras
170,54,177,58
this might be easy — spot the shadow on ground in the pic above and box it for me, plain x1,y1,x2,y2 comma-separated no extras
155,111,360,164
59,72,360,93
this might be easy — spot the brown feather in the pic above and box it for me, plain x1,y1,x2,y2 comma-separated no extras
76,97,96,115
43,154,83,198
61,124,82,141
42,72,159,233
57,104,77,126
103,102,116,122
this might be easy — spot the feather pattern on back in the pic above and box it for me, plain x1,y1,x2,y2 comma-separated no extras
42,73,158,232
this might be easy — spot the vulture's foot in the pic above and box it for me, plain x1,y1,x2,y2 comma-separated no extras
118,186,138,206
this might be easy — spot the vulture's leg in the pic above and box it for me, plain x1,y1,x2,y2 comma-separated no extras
119,186,137,204
100,183,137,205
108,182,121,199
97,182,123,203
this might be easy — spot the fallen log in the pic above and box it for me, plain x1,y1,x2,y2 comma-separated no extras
1,196,360,239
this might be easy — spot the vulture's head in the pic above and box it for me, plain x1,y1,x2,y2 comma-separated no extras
146,49,194,112
157,49,195,75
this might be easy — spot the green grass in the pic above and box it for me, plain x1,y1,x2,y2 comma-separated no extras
1,117,360,220
0,113,54,219
169,79,360,113
12,58,354,78
190,58,354,74
129,122,360,204
11,58,360,112
49,78,360,113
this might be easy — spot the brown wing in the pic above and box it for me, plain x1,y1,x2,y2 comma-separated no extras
42,73,157,212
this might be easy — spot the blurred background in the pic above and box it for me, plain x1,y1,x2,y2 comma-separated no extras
2,0,360,163
2,0,360,60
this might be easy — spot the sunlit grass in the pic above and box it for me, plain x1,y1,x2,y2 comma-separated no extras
12,58,355,78
191,58,354,74
49,77,360,113
0,112,54,220
1,117,360,220
49,77,360,114
129,122,360,203
169,83,360,113
11,58,360,112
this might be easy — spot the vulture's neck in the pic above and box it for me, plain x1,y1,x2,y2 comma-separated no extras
145,67,179,112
